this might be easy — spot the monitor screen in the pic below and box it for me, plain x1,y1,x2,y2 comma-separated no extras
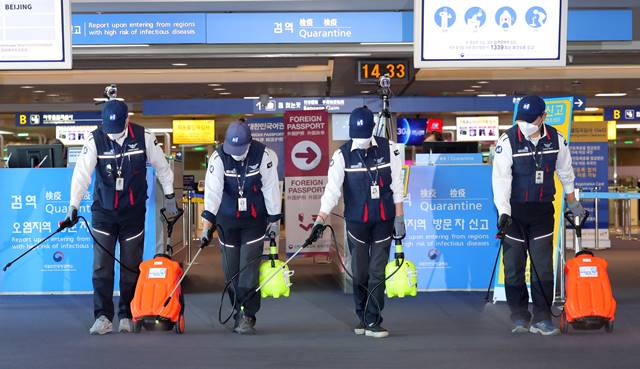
7,144,66,168
422,141,479,154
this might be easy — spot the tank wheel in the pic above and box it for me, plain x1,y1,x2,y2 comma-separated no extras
133,320,142,333
560,311,569,334
174,314,185,334
605,320,614,333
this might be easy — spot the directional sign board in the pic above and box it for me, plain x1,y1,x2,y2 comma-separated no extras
604,107,640,122
284,110,329,177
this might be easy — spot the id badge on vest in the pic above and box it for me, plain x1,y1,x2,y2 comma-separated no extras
238,197,247,212
370,185,380,199
115,177,124,191
535,170,544,184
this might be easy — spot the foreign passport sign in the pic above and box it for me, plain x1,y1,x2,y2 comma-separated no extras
172,120,215,144
284,110,329,177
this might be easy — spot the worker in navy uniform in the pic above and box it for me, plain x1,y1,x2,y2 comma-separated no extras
201,121,281,335
492,95,585,336
310,107,405,338
63,100,178,335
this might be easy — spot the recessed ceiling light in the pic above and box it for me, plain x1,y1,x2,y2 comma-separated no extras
46,93,59,97
477,81,490,84
243,96,259,99
128,112,134,116
172,63,188,66
20,85,34,89
219,92,232,95
496,94,507,97
463,89,476,92
584,107,600,112
208,83,221,87
33,90,46,93
213,88,226,91
470,85,482,89
360,90,371,94
478,94,497,97
595,92,627,97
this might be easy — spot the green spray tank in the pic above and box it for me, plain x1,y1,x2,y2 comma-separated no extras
385,239,417,298
258,236,294,299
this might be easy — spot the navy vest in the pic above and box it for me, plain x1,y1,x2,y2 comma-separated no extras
507,124,560,203
92,123,148,210
217,141,267,221
340,137,395,223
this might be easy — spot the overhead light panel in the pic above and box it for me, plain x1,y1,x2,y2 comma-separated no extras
17,132,29,137
33,90,45,93
470,85,482,89
595,92,627,97
478,94,496,97
243,96,259,99
584,107,600,112
219,92,232,95
172,63,188,67
20,85,34,89
208,83,221,87
477,81,490,84
463,89,475,92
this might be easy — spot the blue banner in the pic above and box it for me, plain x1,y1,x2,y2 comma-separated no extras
246,117,285,179
206,12,406,44
0,168,156,294
70,10,631,46
403,165,499,290
72,13,206,45
16,112,101,127
568,10,632,41
145,95,586,116
570,142,609,228
604,107,640,122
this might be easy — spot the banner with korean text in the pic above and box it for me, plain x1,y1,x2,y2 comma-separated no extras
284,110,330,256
0,168,156,294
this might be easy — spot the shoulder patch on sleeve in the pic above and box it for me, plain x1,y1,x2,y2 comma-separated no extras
267,161,273,169
394,149,400,156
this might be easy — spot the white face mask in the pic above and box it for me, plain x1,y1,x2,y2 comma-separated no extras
231,149,249,162
517,121,540,138
107,127,127,142
352,137,372,149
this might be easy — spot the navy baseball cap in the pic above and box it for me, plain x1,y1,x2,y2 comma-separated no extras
223,122,252,156
349,106,375,139
101,100,129,133
516,95,546,123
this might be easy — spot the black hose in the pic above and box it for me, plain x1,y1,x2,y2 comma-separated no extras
324,224,404,328
512,220,561,319
78,216,138,274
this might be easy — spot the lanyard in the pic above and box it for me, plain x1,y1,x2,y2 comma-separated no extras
525,139,543,170
234,159,250,197
109,139,127,177
356,149,380,186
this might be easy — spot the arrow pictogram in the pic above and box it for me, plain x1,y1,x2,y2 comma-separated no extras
294,147,318,165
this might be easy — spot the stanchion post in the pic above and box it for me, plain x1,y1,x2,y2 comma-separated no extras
187,190,193,263
594,187,599,250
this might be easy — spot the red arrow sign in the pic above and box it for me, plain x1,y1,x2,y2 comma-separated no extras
294,146,317,164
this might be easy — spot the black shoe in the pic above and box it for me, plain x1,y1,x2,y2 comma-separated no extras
233,315,256,335
354,322,366,335
365,324,389,338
